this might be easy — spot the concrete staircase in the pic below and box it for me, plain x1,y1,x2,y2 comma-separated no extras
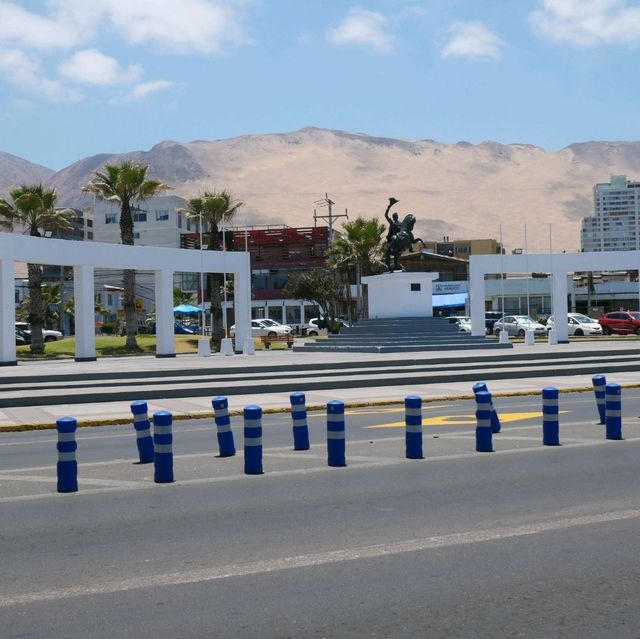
295,317,512,353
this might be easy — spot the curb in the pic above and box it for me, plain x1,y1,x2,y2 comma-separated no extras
3,383,638,433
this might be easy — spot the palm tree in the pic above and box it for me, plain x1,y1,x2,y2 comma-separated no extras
0,185,74,353
84,162,170,349
180,190,243,343
328,217,385,320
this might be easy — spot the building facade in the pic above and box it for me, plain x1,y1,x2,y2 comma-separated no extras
581,175,640,252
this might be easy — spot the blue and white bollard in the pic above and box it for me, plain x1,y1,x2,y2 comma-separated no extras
130,400,154,464
153,411,174,483
475,391,494,452
542,387,560,446
56,417,78,493
592,374,607,425
244,405,264,475
405,395,423,459
472,382,501,433
327,400,346,467
212,396,236,457
605,383,623,440
290,392,310,451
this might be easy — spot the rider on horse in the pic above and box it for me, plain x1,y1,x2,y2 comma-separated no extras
383,197,424,272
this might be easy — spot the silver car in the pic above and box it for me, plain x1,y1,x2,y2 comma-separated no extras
493,315,547,338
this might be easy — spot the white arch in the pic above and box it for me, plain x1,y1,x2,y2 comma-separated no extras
469,251,640,343
0,233,251,364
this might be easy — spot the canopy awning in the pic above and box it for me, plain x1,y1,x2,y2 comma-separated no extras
173,304,202,314
433,293,467,309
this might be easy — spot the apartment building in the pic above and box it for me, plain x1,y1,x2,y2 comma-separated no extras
581,175,640,252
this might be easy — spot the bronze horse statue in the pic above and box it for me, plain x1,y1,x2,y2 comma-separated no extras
384,210,424,272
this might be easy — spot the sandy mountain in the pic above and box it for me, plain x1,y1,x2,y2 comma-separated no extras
5,128,640,253
0,152,54,199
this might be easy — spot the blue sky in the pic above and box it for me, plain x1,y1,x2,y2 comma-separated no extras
1,0,640,169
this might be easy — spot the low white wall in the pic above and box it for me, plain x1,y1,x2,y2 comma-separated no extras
362,272,438,318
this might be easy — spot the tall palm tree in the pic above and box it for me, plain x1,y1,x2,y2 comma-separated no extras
328,217,385,320
0,185,74,353
84,162,170,349
180,190,243,343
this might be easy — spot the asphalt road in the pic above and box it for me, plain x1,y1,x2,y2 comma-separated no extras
2,392,640,638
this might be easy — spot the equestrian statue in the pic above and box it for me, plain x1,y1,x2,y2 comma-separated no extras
383,197,424,272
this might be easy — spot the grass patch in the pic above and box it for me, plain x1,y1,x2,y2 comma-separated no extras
16,335,201,360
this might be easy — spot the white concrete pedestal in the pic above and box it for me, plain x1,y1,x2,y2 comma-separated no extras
547,329,558,345
525,329,535,345
499,330,510,344
197,339,211,357
361,272,439,319
242,336,255,355
220,337,234,356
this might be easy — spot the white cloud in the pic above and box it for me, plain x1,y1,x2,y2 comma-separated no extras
128,79,177,100
0,48,81,101
0,0,97,52
103,0,252,54
530,0,640,46
59,49,143,86
327,7,394,53
441,21,504,61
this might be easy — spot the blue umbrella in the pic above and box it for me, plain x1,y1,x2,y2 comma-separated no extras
173,304,202,314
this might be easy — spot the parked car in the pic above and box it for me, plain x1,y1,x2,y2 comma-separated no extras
15,322,63,342
229,319,292,338
305,317,350,336
15,328,30,346
447,316,472,333
547,313,602,336
484,312,504,334
598,311,640,335
149,321,198,335
493,315,547,337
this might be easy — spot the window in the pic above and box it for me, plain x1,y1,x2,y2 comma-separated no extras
15,289,19,304
107,294,113,306
410,283,421,291
133,211,147,222
155,210,169,221
87,232,93,240
178,214,183,229
105,213,117,224
87,219,93,228
133,232,140,239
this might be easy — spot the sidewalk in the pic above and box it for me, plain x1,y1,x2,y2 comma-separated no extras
1,341,639,431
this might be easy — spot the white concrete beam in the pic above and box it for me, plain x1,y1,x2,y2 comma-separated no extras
0,259,16,365
73,265,96,361
155,269,175,357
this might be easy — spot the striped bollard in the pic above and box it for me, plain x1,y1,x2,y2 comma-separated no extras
56,417,78,493
290,393,310,451
472,382,501,433
475,391,494,452
244,405,264,475
153,411,174,483
327,400,346,467
212,396,236,457
130,401,154,463
605,383,623,440
592,374,607,424
542,387,560,446
405,395,423,459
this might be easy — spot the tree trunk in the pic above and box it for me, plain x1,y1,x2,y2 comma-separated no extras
120,200,138,349
28,262,45,354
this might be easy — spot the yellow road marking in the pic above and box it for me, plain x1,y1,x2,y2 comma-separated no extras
346,405,449,416
364,411,571,429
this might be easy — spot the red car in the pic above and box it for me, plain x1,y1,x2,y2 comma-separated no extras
598,311,640,335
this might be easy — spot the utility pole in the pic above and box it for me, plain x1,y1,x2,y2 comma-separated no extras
313,193,348,243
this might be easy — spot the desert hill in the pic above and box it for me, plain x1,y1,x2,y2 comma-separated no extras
4,128,640,252
0,152,54,198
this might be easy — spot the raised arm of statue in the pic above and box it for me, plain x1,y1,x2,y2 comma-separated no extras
384,197,399,223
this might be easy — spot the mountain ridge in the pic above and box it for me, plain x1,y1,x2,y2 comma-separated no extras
3,128,640,252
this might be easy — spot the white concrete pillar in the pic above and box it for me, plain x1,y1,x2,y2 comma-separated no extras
233,252,252,353
0,259,17,365
155,269,175,357
469,261,486,336
552,271,569,343
73,265,96,361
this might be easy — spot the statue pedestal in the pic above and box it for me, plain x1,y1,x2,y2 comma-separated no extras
361,272,439,319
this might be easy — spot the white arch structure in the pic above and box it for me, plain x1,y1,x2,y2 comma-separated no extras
0,233,251,365
469,250,640,343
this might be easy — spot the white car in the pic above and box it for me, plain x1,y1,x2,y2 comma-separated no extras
547,313,603,336
447,316,472,333
493,315,547,337
15,322,63,342
229,319,292,338
305,317,350,336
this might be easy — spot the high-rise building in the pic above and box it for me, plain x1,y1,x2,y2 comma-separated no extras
581,175,640,252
